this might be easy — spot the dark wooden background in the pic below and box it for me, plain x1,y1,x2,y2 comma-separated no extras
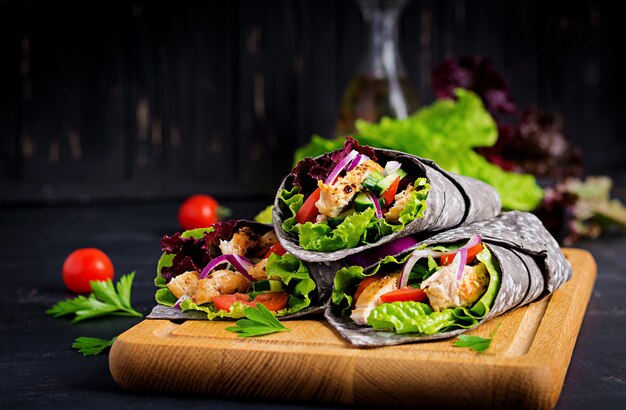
1,0,624,205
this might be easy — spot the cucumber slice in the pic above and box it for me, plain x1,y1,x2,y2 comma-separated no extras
252,280,284,292
354,192,374,212
363,171,385,192
373,169,407,195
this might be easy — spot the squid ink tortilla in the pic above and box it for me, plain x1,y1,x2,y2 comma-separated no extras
325,211,572,347
274,137,501,263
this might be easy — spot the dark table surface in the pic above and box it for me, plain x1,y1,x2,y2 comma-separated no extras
1,200,625,409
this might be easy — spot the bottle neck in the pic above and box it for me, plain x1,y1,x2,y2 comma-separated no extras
361,1,406,78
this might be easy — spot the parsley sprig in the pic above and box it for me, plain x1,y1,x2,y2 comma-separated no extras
47,272,142,323
72,336,117,356
226,304,291,337
453,322,501,353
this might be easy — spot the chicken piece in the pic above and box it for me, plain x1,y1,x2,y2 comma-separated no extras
219,226,258,256
167,271,200,299
350,274,400,325
249,231,279,258
420,263,489,312
192,269,251,305
247,258,270,281
316,159,384,218
384,184,416,223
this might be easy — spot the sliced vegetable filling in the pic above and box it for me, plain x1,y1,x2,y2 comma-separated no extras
155,223,316,319
281,137,430,252
332,237,501,335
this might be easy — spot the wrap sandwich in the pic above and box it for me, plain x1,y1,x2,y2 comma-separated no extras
149,220,334,320
274,137,501,262
325,211,572,346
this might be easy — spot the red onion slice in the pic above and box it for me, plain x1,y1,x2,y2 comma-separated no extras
199,254,257,282
367,191,383,219
399,249,443,288
173,294,190,309
229,254,256,282
199,255,230,279
324,150,358,184
346,154,362,172
455,247,468,281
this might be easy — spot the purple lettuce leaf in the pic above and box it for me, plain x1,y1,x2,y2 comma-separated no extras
431,56,516,115
289,136,378,194
159,220,240,282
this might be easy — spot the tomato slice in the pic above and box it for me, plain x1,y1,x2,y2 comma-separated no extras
353,274,382,306
380,287,427,303
381,176,401,206
213,292,289,312
264,243,287,259
251,292,290,311
295,188,321,224
440,243,484,266
212,293,250,312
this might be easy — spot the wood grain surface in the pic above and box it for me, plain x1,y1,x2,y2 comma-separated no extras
109,248,596,409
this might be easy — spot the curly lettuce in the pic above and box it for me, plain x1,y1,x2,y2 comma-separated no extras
294,89,543,211
279,179,430,252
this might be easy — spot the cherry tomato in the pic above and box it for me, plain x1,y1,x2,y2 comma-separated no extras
62,248,114,293
264,243,287,259
178,194,219,230
380,287,427,303
295,188,321,224
441,243,484,266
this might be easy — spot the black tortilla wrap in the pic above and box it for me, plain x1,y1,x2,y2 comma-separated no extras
274,148,501,263
147,220,334,321
324,211,572,347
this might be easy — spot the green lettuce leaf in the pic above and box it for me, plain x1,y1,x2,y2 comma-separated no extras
298,208,375,251
368,302,458,334
254,205,274,224
179,298,249,320
155,288,178,307
265,253,316,314
294,89,543,211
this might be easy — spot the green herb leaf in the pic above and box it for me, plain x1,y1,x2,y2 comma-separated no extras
72,336,117,356
453,322,501,353
225,304,290,338
47,272,142,323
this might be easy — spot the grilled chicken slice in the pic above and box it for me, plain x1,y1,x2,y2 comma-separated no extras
219,226,258,256
420,263,489,312
351,274,400,325
247,258,270,281
167,271,200,299
316,159,384,218
384,184,415,223
251,231,279,257
192,269,251,305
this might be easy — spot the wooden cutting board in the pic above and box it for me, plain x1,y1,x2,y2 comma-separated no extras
109,248,595,409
